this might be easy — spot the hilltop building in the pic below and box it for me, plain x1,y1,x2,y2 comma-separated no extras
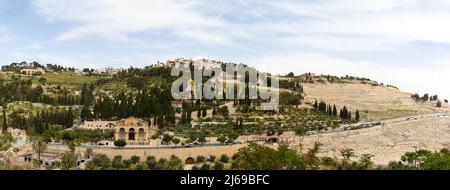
193,58,222,69
166,58,222,69
20,67,46,75
166,58,193,66
94,66,123,76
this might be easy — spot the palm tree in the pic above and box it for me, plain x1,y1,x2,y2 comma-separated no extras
340,148,356,169
61,141,80,170
295,127,306,153
60,151,78,170
32,136,47,167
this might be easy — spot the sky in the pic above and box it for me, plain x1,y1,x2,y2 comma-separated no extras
0,0,450,99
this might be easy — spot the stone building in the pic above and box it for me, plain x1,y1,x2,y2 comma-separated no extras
78,121,116,130
114,117,158,145
20,67,46,75
193,58,222,69
166,58,193,66
78,117,158,145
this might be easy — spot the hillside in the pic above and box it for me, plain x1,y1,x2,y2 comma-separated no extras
2,62,450,170
300,75,449,121
300,113,450,165
284,74,450,165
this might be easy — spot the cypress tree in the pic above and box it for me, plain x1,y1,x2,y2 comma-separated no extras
355,110,360,121
202,109,207,118
2,104,7,132
187,102,192,124
181,102,187,124
80,83,87,105
341,106,349,120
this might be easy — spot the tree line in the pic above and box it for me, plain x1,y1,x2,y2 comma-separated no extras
0,76,80,106
8,107,76,134
411,93,439,102
1,61,75,73
80,83,176,128
313,100,359,121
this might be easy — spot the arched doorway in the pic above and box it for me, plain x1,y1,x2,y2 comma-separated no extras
119,128,126,140
129,128,135,141
138,128,145,141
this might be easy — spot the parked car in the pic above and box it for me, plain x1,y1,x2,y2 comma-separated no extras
344,125,352,131
306,131,317,136
406,116,417,121
358,124,367,129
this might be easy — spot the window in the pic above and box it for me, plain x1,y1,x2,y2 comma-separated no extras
119,128,126,139
138,128,145,140
129,128,135,141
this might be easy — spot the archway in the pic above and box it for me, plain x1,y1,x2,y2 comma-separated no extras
129,128,135,141
138,128,145,140
119,128,126,140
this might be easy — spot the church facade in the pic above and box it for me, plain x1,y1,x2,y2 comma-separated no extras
114,117,158,145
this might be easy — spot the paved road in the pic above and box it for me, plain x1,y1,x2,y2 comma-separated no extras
308,112,450,137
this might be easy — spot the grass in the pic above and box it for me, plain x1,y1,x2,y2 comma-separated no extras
5,101,81,118
361,109,418,121
1,71,100,87
42,72,102,86
97,79,129,94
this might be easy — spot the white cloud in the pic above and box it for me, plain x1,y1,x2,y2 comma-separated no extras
267,0,450,49
272,0,414,18
276,35,402,51
32,0,450,49
27,0,450,99
32,0,233,43
177,30,232,45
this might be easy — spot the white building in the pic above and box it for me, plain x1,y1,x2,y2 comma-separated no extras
166,58,193,66
78,120,116,130
193,58,222,69
20,67,46,75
